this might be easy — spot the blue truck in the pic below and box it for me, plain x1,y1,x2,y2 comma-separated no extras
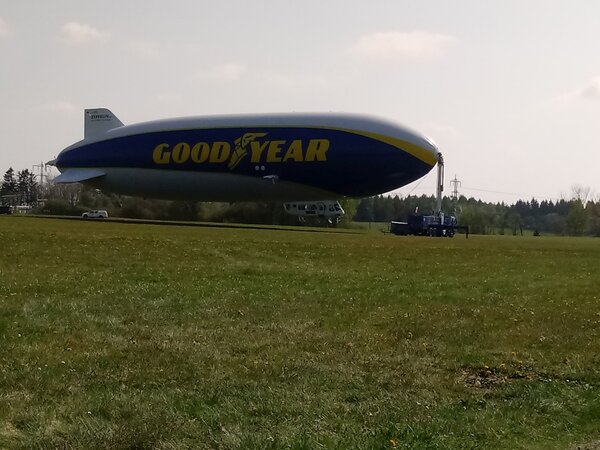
389,153,469,238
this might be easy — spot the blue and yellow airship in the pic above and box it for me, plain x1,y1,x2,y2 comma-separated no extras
52,109,439,201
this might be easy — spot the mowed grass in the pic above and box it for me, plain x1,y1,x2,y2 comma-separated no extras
1,217,599,449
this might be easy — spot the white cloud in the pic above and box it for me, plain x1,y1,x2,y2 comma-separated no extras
550,76,600,104
59,22,111,46
349,31,457,61
578,77,600,100
194,63,248,82
0,16,10,37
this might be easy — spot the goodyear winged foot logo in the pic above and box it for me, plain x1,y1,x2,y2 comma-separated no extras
152,132,330,169
229,132,268,170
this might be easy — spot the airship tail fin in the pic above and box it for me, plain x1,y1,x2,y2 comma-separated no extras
54,168,106,184
84,108,124,139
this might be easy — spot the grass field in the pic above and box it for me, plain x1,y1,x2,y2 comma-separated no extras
1,216,599,449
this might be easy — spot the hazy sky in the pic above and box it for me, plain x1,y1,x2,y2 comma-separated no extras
1,1,599,203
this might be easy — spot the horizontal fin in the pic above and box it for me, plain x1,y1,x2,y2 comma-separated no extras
54,169,106,184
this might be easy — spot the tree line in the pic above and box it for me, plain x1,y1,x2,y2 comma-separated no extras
0,168,38,205
1,166,598,236
354,193,600,236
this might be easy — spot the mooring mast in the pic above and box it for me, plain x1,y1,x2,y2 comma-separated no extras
435,152,444,216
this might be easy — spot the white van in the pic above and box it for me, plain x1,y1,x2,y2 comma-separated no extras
82,210,108,219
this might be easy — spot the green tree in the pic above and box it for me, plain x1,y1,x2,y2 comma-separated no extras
495,210,509,235
543,213,566,235
1,168,17,204
566,199,588,236
586,201,600,236
460,204,488,234
166,200,200,221
16,169,38,205
355,197,374,222
339,198,358,224
508,211,523,236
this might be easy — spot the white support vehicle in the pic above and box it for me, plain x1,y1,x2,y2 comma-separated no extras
284,201,344,224
81,210,108,219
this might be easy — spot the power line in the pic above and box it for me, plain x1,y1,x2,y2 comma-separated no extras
460,186,563,202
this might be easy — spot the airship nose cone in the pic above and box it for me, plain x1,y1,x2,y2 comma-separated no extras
410,133,439,168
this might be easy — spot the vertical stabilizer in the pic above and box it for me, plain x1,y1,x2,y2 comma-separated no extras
84,108,124,139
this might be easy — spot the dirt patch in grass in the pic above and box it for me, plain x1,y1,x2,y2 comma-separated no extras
460,365,536,389
461,366,509,388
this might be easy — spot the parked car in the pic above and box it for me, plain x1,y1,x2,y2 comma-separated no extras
81,210,108,219
0,206,12,215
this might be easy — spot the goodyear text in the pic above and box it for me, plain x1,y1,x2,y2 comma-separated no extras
153,134,329,169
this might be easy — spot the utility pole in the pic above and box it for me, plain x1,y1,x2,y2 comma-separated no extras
450,175,461,216
32,162,48,187
450,175,461,201
32,161,50,201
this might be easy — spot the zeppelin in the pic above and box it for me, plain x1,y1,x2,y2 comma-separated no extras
51,108,440,202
